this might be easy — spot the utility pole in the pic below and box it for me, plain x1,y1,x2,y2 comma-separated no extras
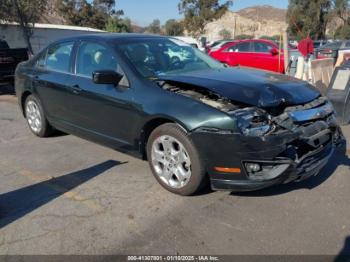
233,16,237,38
283,30,289,73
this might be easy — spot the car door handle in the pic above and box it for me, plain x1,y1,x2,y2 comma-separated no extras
71,84,82,94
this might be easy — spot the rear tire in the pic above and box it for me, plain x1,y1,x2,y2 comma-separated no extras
24,95,54,137
146,123,207,196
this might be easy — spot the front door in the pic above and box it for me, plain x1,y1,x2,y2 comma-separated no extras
224,41,255,68
66,41,138,145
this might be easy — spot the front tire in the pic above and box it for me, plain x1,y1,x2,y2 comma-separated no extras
146,123,207,196
24,95,54,137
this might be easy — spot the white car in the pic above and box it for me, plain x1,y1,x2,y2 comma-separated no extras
166,45,194,64
173,36,205,51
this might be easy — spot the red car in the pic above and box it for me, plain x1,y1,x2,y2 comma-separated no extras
209,39,285,74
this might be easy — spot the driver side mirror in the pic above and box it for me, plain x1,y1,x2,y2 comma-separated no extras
270,48,279,56
92,70,124,85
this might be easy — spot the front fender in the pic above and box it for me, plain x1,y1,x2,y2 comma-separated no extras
137,85,237,133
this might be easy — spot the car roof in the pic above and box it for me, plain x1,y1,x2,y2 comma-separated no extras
222,39,276,47
52,33,170,44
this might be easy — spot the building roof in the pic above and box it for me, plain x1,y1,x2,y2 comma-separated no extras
0,22,105,32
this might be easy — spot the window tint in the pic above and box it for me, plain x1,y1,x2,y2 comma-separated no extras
345,41,350,48
76,42,117,77
226,42,251,52
253,42,273,53
46,42,73,72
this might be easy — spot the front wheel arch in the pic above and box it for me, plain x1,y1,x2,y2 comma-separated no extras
21,91,32,117
146,123,208,195
140,117,189,160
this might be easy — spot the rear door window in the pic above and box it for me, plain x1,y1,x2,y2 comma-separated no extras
226,42,251,52
46,42,74,73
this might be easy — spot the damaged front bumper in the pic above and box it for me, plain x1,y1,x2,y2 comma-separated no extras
210,139,336,191
189,98,345,191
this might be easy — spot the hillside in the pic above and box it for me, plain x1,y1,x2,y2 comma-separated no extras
237,5,287,22
37,3,287,38
205,5,288,40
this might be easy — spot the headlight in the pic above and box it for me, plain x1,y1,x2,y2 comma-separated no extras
231,108,273,137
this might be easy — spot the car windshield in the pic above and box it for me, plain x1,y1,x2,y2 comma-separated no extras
116,38,225,78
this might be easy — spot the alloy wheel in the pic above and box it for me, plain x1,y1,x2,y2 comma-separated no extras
26,100,42,134
151,135,192,189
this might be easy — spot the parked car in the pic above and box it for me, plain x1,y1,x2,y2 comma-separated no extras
209,39,285,73
316,40,350,58
165,43,194,64
15,34,343,195
173,36,199,49
313,40,328,49
0,39,29,83
206,39,235,53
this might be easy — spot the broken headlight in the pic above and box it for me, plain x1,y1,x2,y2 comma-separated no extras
232,108,273,137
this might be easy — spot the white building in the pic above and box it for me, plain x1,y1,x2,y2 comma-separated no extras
0,23,104,54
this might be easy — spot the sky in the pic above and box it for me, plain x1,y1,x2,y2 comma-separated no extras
115,0,289,26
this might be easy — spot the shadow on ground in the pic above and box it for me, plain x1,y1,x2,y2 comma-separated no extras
0,160,125,229
335,236,350,262
231,144,350,197
0,83,15,96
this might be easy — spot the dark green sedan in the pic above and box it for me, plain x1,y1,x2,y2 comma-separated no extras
15,34,344,195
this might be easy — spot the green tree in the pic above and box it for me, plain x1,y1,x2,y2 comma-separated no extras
287,0,332,40
164,19,184,36
259,35,280,41
105,17,131,33
56,0,125,30
147,19,161,34
218,28,232,39
331,0,350,39
0,0,47,54
178,0,233,37
235,34,253,40
57,0,103,29
332,0,349,24
93,0,116,15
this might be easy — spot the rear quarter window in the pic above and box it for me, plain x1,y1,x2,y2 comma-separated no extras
226,42,251,52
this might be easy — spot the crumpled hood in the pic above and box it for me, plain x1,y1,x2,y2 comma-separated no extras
160,67,320,108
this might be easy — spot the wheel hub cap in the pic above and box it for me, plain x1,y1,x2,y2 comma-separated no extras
26,100,42,133
151,135,192,189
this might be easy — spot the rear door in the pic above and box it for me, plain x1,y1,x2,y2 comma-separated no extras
31,41,74,123
222,41,254,67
